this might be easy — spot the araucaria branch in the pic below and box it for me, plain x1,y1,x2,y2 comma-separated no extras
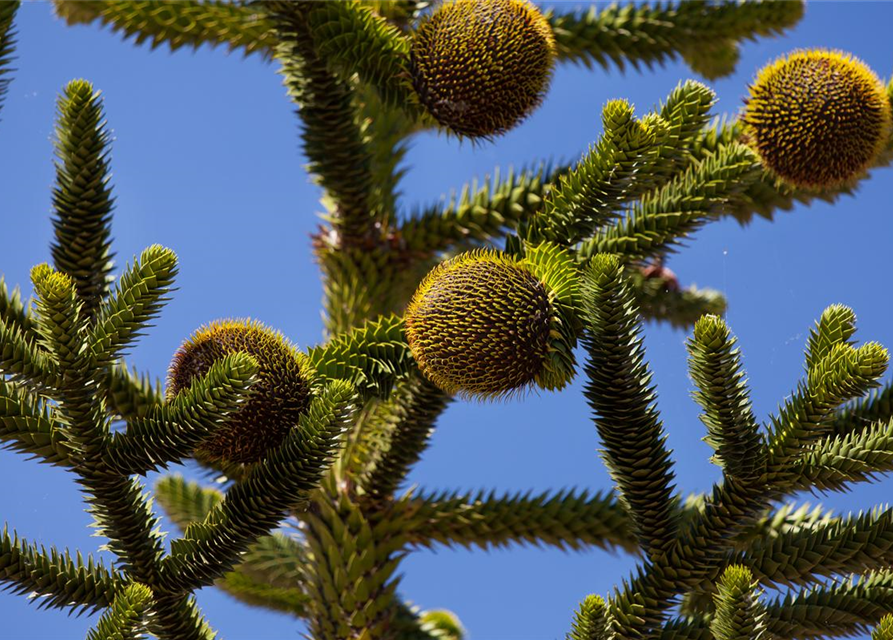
2,1,893,639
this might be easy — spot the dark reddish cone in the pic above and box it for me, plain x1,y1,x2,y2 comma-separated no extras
168,319,313,464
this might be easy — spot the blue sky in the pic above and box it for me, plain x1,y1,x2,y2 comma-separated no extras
2,2,893,639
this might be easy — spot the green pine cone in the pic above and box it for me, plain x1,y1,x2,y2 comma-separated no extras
410,0,556,138
168,319,313,463
744,48,892,189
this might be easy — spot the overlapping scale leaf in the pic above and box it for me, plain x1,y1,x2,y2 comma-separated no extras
805,304,858,372
400,163,558,256
569,594,607,640
300,489,405,639
268,1,375,243
520,241,580,390
29,264,84,369
155,475,309,615
739,506,893,589
155,475,223,532
105,363,164,421
832,382,893,439
766,338,889,480
793,418,893,493
0,314,59,389
873,615,893,640
527,100,666,244
578,143,761,262
354,374,450,501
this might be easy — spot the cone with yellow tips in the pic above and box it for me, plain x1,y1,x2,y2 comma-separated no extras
405,246,577,399
744,49,892,189
410,0,556,138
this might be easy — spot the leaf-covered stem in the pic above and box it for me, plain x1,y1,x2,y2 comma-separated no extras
86,583,153,640
351,373,450,501
581,254,678,559
686,315,763,484
51,80,116,320
401,488,636,554
0,524,124,614
267,1,376,245
0,1,19,116
53,0,276,57
549,1,804,79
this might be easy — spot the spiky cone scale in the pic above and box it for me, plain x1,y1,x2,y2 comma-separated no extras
744,49,892,189
410,0,556,138
167,319,313,464
404,249,573,399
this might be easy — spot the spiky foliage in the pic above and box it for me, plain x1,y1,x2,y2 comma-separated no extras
0,524,124,614
569,594,607,640
581,254,677,559
687,315,762,484
0,2,18,115
550,0,804,79
0,61,402,639
85,583,153,640
744,49,892,189
14,2,893,639
350,373,450,501
710,566,767,640
874,615,893,640
419,610,465,640
168,319,314,464
305,1,414,112
53,0,276,57
410,0,556,138
266,1,376,245
403,487,634,554
51,80,116,320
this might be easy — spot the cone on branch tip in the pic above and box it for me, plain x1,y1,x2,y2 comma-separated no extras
167,319,313,464
410,0,556,139
405,249,574,399
744,48,892,189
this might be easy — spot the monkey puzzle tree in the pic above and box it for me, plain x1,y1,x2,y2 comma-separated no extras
2,1,893,639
